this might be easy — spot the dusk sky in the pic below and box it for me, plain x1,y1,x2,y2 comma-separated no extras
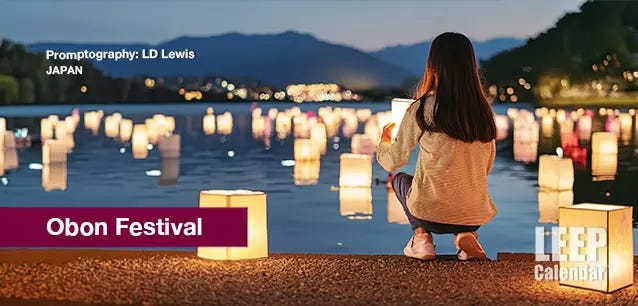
1,0,585,51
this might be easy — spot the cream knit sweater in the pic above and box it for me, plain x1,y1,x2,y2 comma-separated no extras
377,96,497,225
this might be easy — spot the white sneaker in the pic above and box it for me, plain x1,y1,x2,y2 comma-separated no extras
403,234,436,260
454,232,487,261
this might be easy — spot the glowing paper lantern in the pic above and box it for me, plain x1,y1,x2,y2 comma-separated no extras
560,118,574,135
268,108,278,120
40,118,54,140
577,116,593,141
252,116,266,140
364,119,380,144
309,123,327,155
606,117,620,139
591,132,617,178
356,108,372,122
351,134,375,154
159,157,179,186
3,132,18,170
513,141,538,163
119,119,133,142
132,124,149,159
294,139,320,161
537,190,573,223
104,115,120,138
538,155,574,191
495,115,509,142
145,118,159,144
388,189,409,224
391,98,413,140
47,115,59,126
541,115,554,138
339,153,372,187
42,163,67,192
341,116,358,138
293,160,320,185
339,187,372,220
165,116,175,134
197,190,268,260
203,114,216,135
293,116,309,138
559,204,633,293
618,114,632,144
158,134,180,158
217,112,233,136
55,121,74,151
64,116,76,133
42,140,67,164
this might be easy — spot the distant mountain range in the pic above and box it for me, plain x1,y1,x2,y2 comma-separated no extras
370,38,525,75
29,31,523,90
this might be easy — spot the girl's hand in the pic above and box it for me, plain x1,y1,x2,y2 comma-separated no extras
381,123,395,143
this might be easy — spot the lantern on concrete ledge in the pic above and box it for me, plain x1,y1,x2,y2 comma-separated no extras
42,140,67,165
339,153,372,187
159,134,180,159
391,98,413,140
294,160,320,185
132,124,149,159
591,132,617,179
351,134,376,155
538,153,574,191
294,139,320,161
197,190,268,260
339,187,372,220
559,203,633,293
120,119,133,142
537,190,573,223
42,163,67,192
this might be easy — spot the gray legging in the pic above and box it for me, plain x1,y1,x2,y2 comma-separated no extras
392,172,480,234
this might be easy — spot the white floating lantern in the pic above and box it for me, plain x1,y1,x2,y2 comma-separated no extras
159,157,179,186
388,189,409,224
559,204,633,293
42,140,67,165
339,153,372,187
217,112,233,136
391,98,413,140
197,190,268,260
577,116,593,141
293,160,320,185
120,119,133,142
309,123,327,155
495,115,509,142
158,134,180,158
351,134,375,155
104,116,120,138
203,114,216,135
538,153,574,191
132,124,149,159
591,132,617,178
42,163,67,192
339,187,372,220
40,118,54,140
294,139,320,161
537,190,573,223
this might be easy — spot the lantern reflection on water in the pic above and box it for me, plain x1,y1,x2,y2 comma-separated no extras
339,153,372,187
294,139,320,161
293,160,320,185
339,187,372,220
159,157,179,186
42,162,67,192
159,134,180,158
132,124,149,159
591,132,617,179
537,190,573,223
309,123,327,155
618,113,632,144
351,134,375,155
559,204,633,293
197,190,268,260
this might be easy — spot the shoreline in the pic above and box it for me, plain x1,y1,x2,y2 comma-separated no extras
1,249,637,305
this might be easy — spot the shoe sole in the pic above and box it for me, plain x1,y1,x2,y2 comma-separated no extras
403,247,436,261
457,235,487,260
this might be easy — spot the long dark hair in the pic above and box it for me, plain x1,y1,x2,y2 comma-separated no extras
414,32,496,143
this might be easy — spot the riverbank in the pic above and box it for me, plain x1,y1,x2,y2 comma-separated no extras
0,250,636,305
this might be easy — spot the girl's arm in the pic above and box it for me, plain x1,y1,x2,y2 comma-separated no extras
376,102,421,172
